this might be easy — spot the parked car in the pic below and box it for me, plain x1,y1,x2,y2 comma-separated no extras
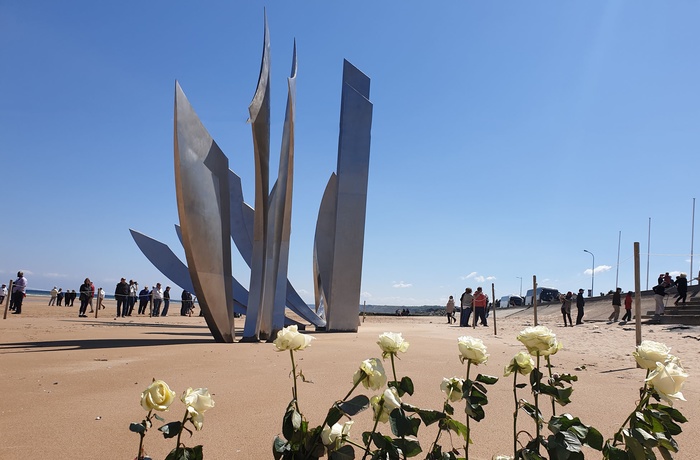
498,295,525,308
525,287,560,305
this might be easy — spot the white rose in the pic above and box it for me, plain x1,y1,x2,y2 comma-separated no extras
504,351,535,377
321,421,353,449
517,326,561,357
440,377,464,402
370,387,402,423
352,358,387,390
377,332,409,358
633,340,671,370
140,379,176,412
273,325,315,351
181,387,215,430
646,361,688,406
457,336,489,365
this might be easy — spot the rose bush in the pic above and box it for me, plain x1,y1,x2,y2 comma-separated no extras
370,387,402,423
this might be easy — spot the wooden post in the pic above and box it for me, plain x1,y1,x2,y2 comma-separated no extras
533,275,538,326
94,288,102,319
634,242,642,346
3,280,13,320
491,282,497,335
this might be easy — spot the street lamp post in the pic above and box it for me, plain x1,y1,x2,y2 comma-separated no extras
583,249,594,297
516,276,523,297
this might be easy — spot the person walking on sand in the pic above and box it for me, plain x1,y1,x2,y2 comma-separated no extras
608,287,622,324
57,288,64,306
48,287,58,306
653,282,667,319
674,273,688,306
621,291,633,323
473,287,488,327
161,286,171,316
561,292,573,326
127,280,138,316
151,283,163,316
445,296,456,324
0,284,7,305
11,271,27,314
78,278,92,317
575,288,585,325
138,286,150,315
114,278,129,318
459,288,473,327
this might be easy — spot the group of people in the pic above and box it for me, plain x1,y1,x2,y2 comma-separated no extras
558,289,586,326
604,287,634,324
47,288,77,307
652,272,688,318
445,287,490,327
3,270,198,319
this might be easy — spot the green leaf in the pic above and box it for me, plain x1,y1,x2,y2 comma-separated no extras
443,402,454,416
584,426,604,451
400,376,415,396
622,432,648,460
657,445,674,460
159,421,182,439
475,374,498,385
129,422,146,434
520,402,543,424
468,386,488,406
153,413,165,422
272,436,289,460
649,404,688,424
339,395,370,417
282,404,301,441
554,373,578,384
389,409,420,437
330,445,355,460
631,427,657,448
371,432,391,449
401,405,445,426
444,419,469,441
465,402,485,422
602,442,631,460
164,445,204,460
516,383,528,389
393,438,422,457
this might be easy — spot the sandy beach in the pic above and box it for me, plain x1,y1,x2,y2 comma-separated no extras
1,296,698,459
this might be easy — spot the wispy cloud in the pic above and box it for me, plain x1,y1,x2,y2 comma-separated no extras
461,272,478,280
392,281,412,288
44,272,68,278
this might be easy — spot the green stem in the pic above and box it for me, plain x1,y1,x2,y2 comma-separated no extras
390,353,398,384
361,400,383,460
465,361,472,460
290,349,300,413
612,379,652,446
534,354,541,453
174,409,189,458
428,401,449,454
546,356,556,416
136,410,152,460
513,373,518,459
303,379,363,460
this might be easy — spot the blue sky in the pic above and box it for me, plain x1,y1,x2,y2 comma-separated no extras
2,1,699,305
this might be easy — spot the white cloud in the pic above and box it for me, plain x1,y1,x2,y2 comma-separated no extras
461,272,478,280
486,276,496,281
474,276,485,282
392,281,412,288
44,272,69,278
584,265,612,276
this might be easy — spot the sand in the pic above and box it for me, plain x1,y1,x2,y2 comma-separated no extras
1,296,698,459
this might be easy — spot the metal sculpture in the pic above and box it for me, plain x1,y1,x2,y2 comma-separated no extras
173,82,236,343
314,60,373,332
130,18,371,341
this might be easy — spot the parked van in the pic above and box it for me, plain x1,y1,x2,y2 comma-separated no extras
498,295,525,308
525,287,560,305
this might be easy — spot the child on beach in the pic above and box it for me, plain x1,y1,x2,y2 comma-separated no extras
621,291,633,323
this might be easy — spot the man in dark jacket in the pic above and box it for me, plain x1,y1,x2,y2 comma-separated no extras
114,278,130,318
674,274,688,306
575,288,585,325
